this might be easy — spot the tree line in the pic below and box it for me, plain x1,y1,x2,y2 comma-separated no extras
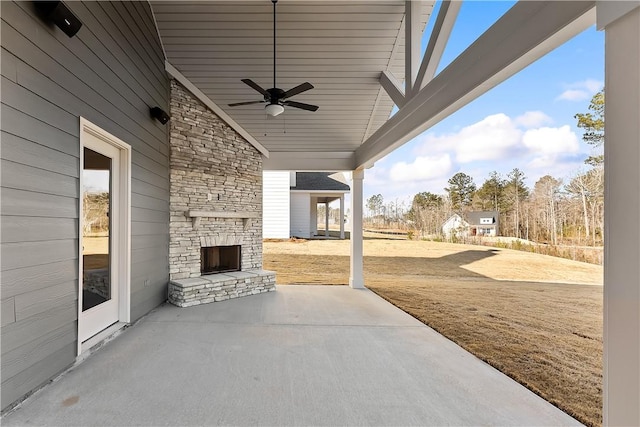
365,90,604,247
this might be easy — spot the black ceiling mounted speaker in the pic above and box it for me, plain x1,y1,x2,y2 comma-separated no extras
228,0,319,116
34,1,82,38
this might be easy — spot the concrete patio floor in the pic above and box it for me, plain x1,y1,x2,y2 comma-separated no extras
3,285,580,426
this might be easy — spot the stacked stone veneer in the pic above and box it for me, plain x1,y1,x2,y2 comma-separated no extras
168,271,276,307
168,80,275,306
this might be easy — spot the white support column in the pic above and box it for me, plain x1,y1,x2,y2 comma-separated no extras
339,195,345,239
310,199,318,238
405,1,422,95
325,202,330,237
600,4,640,426
350,169,365,289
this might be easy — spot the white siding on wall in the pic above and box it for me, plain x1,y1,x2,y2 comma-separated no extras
442,214,467,237
290,192,311,238
263,171,290,239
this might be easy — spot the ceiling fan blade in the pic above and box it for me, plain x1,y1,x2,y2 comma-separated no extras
228,100,265,107
282,82,314,99
283,100,319,112
241,79,269,97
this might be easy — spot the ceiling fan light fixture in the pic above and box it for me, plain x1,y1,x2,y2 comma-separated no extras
228,0,318,115
265,103,285,117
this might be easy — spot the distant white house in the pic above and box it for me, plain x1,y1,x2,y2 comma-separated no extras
263,171,350,239
442,211,500,238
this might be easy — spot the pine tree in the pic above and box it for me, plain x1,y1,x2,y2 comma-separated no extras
445,172,476,212
575,89,604,166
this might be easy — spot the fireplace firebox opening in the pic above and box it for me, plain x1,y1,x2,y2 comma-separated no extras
201,245,241,274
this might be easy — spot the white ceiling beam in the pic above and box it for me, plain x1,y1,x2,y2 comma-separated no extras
379,71,406,108
356,1,596,169
413,0,462,96
263,151,355,171
165,61,270,157
362,5,409,144
405,1,423,95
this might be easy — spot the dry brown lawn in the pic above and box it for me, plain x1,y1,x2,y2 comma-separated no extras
264,238,603,427
83,235,108,270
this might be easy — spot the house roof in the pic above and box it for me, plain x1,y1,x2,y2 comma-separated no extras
463,211,499,226
291,172,349,192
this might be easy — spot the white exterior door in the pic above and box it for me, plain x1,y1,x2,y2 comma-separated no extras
79,119,131,345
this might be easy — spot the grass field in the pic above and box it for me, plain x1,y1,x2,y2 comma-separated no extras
264,238,603,427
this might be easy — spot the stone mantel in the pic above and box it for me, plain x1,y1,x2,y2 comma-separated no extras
187,210,260,231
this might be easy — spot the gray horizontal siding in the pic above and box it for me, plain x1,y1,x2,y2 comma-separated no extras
14,281,77,322
1,299,77,355
1,322,76,383
1,132,79,178
1,104,78,157
1,216,78,243
1,0,169,411
131,284,168,323
132,206,170,224
1,29,169,172
132,193,170,212
1,260,78,300
1,159,79,198
132,246,169,266
1,342,77,413
1,188,78,218
132,234,171,251
1,299,16,327
1,240,77,272
132,179,170,202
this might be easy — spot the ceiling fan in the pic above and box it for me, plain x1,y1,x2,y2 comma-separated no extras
228,0,319,117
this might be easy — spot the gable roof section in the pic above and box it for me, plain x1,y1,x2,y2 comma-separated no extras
464,211,498,226
291,172,350,191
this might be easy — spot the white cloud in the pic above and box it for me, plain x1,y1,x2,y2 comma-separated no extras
523,125,580,155
556,79,603,102
523,125,580,169
556,89,590,102
515,111,553,128
582,79,603,93
389,154,452,183
416,113,522,163
366,112,587,198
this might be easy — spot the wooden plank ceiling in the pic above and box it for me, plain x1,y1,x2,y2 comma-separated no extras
151,1,432,154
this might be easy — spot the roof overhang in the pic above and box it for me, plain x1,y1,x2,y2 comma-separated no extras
150,1,596,171
291,190,349,194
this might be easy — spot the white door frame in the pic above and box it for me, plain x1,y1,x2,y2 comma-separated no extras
78,117,131,355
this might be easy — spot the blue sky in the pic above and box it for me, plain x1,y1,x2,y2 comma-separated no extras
363,1,605,205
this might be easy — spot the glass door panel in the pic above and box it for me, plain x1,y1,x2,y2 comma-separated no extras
82,147,112,311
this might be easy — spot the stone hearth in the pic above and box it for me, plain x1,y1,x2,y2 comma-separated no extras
168,80,275,307
169,270,276,307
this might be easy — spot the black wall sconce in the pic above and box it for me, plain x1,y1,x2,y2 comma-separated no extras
150,107,170,125
34,1,82,38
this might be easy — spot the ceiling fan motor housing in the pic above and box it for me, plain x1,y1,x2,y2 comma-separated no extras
266,87,286,103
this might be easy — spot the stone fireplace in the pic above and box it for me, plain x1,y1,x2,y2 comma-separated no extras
167,80,275,307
